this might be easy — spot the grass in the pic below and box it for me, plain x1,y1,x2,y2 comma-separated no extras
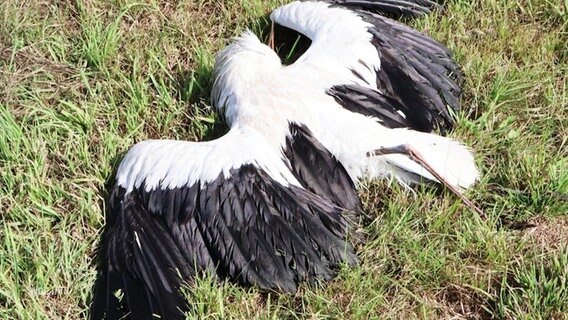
0,0,567,319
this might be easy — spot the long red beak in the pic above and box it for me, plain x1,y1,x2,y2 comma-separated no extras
268,21,275,50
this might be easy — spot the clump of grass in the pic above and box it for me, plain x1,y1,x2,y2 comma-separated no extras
492,248,568,319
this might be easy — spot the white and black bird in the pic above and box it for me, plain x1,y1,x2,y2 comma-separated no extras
90,0,480,319
212,0,479,196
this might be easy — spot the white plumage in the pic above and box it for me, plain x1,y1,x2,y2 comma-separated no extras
212,1,479,191
92,36,363,316
116,126,301,192
270,1,381,88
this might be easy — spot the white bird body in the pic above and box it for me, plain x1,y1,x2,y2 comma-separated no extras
212,21,479,190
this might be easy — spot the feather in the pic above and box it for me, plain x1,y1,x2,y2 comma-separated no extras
325,0,442,18
90,125,361,319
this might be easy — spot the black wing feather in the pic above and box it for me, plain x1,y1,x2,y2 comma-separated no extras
273,1,462,133
284,123,363,214
367,14,462,131
90,164,358,319
328,12,462,133
328,85,411,128
325,0,442,19
91,188,193,320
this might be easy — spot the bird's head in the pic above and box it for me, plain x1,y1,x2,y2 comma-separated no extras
211,29,282,122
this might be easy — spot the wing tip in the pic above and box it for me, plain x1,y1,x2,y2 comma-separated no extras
327,0,444,19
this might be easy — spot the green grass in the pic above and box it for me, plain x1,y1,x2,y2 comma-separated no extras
1,0,567,319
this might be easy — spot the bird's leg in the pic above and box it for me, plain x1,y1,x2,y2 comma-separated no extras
366,144,485,218
268,20,275,50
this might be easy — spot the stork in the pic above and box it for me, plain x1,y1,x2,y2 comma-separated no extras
211,0,479,206
90,0,480,319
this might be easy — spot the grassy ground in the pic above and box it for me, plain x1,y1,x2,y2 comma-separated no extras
1,0,567,319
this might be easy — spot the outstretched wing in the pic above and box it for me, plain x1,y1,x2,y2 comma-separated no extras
271,0,462,133
90,126,359,320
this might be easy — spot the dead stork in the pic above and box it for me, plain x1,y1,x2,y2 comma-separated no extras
211,0,480,209
90,0,480,319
